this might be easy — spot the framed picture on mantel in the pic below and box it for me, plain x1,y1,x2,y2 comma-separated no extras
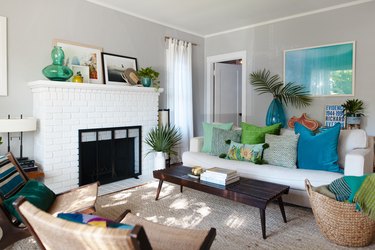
53,39,103,84
102,52,138,85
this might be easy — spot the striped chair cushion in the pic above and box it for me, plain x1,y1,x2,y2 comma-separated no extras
0,155,26,199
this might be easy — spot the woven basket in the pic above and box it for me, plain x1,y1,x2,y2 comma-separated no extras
305,179,375,247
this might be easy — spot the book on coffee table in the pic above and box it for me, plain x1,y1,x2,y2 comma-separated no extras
200,174,240,185
204,167,237,178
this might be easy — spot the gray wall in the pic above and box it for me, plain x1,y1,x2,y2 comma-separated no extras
0,0,204,156
205,1,375,135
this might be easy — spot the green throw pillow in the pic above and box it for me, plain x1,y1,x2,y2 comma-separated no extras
263,133,299,168
241,122,281,144
226,141,267,164
202,122,233,153
3,180,56,222
210,127,241,156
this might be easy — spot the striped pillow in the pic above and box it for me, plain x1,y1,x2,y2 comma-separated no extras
0,155,26,199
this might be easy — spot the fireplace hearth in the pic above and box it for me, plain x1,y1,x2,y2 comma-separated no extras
79,126,142,185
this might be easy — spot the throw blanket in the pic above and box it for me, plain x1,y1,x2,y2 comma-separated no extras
328,174,375,220
354,174,375,220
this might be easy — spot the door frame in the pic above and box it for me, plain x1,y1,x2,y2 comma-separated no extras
206,51,247,123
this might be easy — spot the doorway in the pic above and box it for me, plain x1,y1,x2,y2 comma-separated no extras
213,61,242,126
206,51,247,125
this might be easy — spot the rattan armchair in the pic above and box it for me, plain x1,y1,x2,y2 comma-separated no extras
14,197,216,250
0,152,99,249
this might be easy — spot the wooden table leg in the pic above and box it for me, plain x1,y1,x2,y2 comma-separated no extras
155,180,164,201
278,197,287,223
259,208,266,239
180,185,183,193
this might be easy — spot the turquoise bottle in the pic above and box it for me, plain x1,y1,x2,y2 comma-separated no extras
42,46,73,81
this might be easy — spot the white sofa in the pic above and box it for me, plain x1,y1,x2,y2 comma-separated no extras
182,129,374,207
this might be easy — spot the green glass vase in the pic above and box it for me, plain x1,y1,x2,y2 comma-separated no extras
42,46,73,81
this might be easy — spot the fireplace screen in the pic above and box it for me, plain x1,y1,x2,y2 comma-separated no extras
79,126,141,185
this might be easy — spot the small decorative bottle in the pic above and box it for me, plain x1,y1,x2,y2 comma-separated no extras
42,46,73,81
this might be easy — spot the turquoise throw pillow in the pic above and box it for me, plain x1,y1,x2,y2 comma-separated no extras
58,213,134,230
295,122,341,172
202,122,233,153
3,180,56,222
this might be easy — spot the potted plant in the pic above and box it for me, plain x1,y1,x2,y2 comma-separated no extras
144,125,182,169
250,69,312,127
137,67,160,87
341,99,365,129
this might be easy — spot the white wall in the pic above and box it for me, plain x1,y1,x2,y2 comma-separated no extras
205,1,375,135
0,0,205,157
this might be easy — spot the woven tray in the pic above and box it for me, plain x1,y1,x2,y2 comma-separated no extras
305,179,375,247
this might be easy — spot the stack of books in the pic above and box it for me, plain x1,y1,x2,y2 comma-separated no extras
200,167,240,186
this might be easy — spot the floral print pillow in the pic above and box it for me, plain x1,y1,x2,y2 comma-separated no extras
226,141,268,164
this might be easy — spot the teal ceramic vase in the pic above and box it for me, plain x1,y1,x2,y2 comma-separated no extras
141,77,152,87
266,98,286,127
42,46,73,81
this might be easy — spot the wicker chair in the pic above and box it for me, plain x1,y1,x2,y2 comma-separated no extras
14,197,216,250
0,152,99,249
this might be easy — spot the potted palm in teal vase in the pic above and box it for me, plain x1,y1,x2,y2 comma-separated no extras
250,69,312,127
144,125,182,169
341,99,365,129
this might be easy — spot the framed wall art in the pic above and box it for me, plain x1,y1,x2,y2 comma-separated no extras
0,16,7,96
325,105,345,128
284,42,355,97
53,39,103,84
102,53,138,85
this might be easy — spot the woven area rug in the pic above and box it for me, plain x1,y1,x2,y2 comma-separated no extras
8,181,375,249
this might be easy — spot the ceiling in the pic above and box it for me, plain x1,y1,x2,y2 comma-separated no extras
86,0,372,37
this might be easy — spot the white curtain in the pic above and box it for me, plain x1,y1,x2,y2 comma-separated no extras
166,38,193,161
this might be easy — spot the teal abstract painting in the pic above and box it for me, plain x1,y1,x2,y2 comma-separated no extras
284,42,354,96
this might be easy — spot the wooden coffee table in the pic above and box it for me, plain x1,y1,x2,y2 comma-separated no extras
153,166,290,239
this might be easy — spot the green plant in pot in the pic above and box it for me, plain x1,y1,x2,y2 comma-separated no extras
144,125,182,169
341,98,365,129
250,69,312,127
137,67,160,87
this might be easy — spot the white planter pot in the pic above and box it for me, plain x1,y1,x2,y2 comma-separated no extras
154,152,166,170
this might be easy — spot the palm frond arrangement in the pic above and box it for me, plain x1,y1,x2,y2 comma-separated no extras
341,99,365,117
144,125,182,156
250,69,312,108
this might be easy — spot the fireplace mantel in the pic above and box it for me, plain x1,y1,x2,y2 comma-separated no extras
29,80,162,193
29,80,164,93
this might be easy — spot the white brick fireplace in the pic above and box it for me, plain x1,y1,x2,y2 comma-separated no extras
29,80,162,193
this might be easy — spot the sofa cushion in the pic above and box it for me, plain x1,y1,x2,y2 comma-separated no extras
211,127,241,156
182,151,343,190
202,122,233,153
226,141,266,163
263,133,299,169
241,122,281,144
295,122,341,173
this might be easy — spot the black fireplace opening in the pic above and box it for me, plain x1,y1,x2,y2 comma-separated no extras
79,126,141,186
